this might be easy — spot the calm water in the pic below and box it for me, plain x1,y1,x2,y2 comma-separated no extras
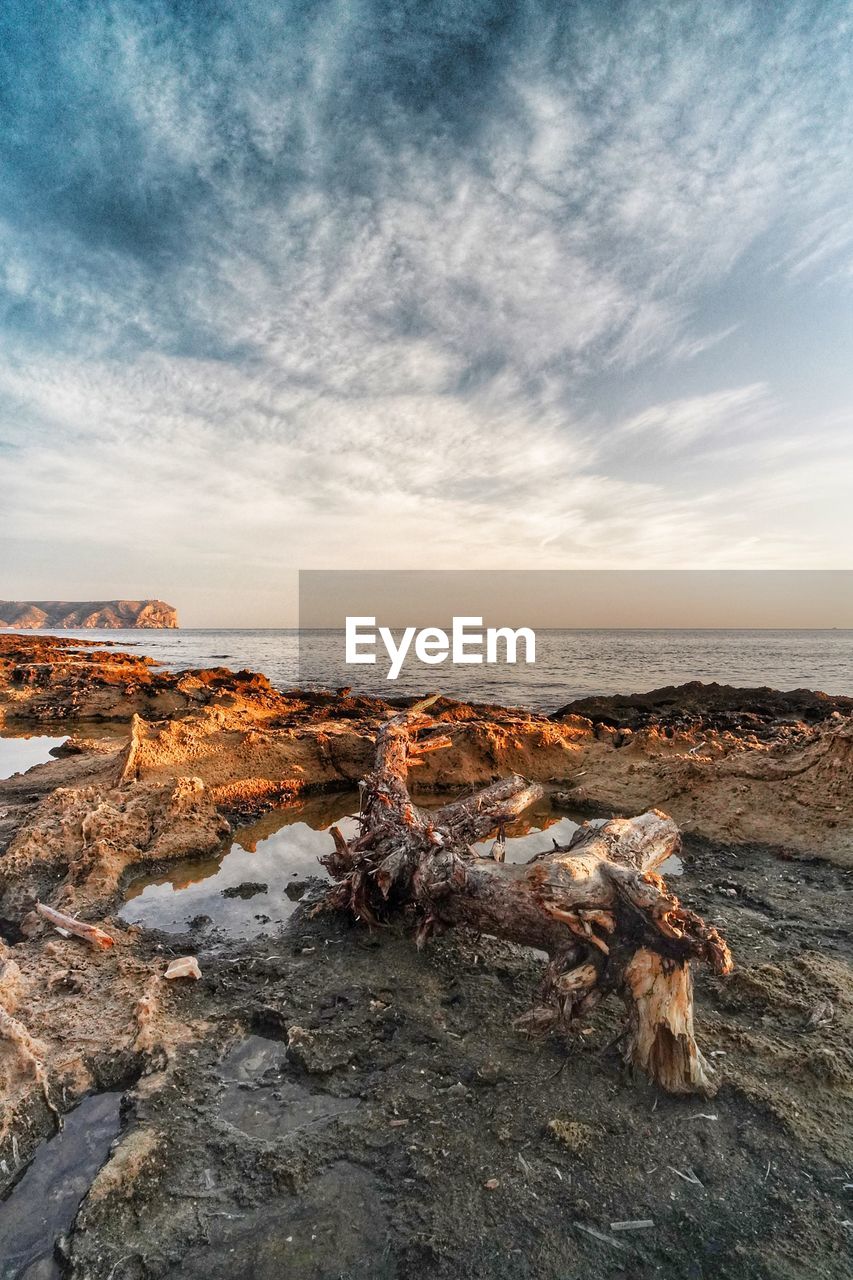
0,1092,121,1280
120,793,362,938
7,627,852,712
0,731,68,780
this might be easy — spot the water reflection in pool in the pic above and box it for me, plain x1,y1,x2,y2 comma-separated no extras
120,792,363,939
0,730,68,780
471,793,588,863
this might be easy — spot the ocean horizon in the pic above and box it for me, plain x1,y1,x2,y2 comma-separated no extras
12,625,852,712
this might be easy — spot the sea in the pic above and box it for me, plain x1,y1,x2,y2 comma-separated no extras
13,627,853,713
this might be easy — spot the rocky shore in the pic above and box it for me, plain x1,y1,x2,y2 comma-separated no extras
0,632,851,1279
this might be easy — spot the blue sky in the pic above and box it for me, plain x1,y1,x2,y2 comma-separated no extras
1,0,851,624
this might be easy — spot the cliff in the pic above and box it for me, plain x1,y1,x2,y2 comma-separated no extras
0,600,178,629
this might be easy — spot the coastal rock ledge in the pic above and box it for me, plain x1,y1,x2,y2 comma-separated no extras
0,599,178,629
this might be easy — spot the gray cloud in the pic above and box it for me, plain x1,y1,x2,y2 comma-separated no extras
1,1,852,621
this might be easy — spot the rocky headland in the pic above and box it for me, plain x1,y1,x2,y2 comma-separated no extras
0,599,179,629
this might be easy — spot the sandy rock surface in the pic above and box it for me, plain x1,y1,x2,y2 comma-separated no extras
0,633,851,1279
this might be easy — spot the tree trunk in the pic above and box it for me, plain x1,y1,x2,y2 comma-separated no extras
320,697,732,1095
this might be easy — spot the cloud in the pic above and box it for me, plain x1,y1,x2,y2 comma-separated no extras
2,350,844,625
0,1,852,620
616,384,773,450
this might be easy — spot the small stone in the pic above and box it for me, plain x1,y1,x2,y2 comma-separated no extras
474,1061,504,1086
164,956,201,980
444,1081,470,1097
547,1118,598,1154
286,1024,355,1072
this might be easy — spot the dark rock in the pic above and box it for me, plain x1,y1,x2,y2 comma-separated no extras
221,882,268,899
551,680,853,735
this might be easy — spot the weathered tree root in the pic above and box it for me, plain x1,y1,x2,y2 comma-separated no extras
319,697,733,1096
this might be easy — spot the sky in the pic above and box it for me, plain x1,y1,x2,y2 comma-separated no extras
1,0,852,625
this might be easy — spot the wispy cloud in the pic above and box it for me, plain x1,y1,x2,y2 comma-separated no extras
0,1,851,620
616,384,773,449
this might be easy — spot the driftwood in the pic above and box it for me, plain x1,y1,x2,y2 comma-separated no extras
36,902,115,950
321,697,732,1095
